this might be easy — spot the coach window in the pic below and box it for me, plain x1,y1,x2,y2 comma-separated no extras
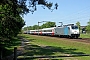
36,31,38,32
50,30,52,32
44,30,46,32
48,30,52,32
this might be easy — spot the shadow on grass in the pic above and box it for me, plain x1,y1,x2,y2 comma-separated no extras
1,36,22,58
1,48,13,58
18,44,85,60
5,37,21,48
23,45,85,56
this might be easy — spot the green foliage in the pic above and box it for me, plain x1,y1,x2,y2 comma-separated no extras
0,0,29,15
86,20,90,33
27,0,58,13
33,25,39,29
0,4,25,38
0,2,25,54
0,0,58,14
2,36,21,58
41,22,56,28
23,22,56,30
76,21,80,30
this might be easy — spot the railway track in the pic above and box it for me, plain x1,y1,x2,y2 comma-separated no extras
30,34,90,44
56,37,90,44
69,38,90,43
58,38,90,44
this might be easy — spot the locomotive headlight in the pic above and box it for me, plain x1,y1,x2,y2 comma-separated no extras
74,31,78,34
74,30,79,34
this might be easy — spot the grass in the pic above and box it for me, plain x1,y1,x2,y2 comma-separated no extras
80,33,90,38
19,34,90,60
2,36,21,58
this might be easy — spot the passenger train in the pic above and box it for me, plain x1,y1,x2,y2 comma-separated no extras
24,24,80,38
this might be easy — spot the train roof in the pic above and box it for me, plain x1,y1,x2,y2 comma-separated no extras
30,29,43,31
29,26,71,31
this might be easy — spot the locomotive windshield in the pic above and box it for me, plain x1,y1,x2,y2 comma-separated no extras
71,26,78,29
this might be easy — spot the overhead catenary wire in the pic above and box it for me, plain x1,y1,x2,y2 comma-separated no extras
54,6,90,25
59,6,90,20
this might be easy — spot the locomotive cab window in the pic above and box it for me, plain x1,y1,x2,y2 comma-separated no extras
71,26,78,29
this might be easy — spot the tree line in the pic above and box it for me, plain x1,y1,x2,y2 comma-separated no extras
23,22,56,30
76,20,90,33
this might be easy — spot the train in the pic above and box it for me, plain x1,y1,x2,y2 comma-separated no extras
24,24,80,38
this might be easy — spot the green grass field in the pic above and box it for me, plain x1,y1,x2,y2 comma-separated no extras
80,33,90,38
19,34,90,60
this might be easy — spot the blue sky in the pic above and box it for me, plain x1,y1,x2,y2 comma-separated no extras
23,0,90,27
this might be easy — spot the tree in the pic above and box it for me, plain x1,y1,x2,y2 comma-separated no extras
0,4,25,59
86,20,90,33
0,0,58,14
23,22,56,30
32,25,39,29
76,21,80,30
23,25,39,31
41,22,56,28
23,26,33,31
0,0,58,58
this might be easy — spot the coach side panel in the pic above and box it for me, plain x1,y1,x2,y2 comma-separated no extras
54,27,70,36
54,28,64,36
